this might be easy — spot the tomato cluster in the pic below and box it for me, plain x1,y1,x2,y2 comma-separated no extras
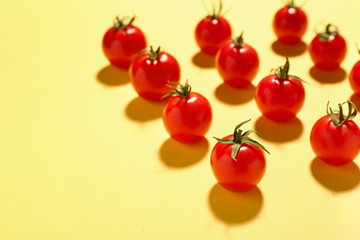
101,0,360,194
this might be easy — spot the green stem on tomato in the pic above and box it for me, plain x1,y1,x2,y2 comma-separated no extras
326,100,358,127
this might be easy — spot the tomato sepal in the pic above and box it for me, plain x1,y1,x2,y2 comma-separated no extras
326,100,358,127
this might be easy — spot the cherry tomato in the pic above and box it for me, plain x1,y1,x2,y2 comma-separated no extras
273,0,308,44
310,101,360,166
255,57,305,121
195,1,232,56
129,47,181,101
309,23,347,71
211,119,269,192
102,16,147,69
349,49,360,93
215,33,259,88
162,81,212,143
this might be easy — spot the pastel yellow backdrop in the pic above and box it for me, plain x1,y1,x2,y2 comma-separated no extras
1,0,360,239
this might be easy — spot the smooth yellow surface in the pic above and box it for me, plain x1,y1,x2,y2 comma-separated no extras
1,0,360,239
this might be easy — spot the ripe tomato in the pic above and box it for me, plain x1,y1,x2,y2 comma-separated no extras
162,81,212,143
309,23,347,71
102,16,147,69
211,119,269,192
273,0,308,44
310,101,360,166
129,46,181,101
215,33,259,88
349,49,360,93
255,57,305,121
195,1,232,56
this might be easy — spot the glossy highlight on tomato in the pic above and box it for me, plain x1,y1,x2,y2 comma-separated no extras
162,81,212,143
310,101,360,166
102,16,147,69
211,120,269,192
273,1,308,44
255,57,305,121
195,1,232,56
309,23,347,71
129,47,180,101
215,33,259,88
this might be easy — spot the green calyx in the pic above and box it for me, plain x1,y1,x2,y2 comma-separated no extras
232,32,244,47
161,80,191,100
317,23,339,42
214,119,269,161
204,0,231,18
286,0,297,8
326,100,358,127
113,16,135,30
147,46,164,60
273,57,306,83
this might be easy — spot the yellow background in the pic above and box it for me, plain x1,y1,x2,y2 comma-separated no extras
1,0,360,239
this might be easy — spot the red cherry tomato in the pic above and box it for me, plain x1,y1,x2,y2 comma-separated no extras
255,57,305,121
129,47,181,101
215,33,259,88
349,50,360,93
211,120,269,192
102,16,147,69
310,101,360,165
195,2,232,56
309,23,347,71
273,1,308,44
162,81,212,143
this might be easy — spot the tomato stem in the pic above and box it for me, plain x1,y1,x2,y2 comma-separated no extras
113,15,135,30
147,46,164,60
232,32,244,47
326,101,358,127
162,80,190,100
273,57,307,83
317,23,339,42
214,119,269,161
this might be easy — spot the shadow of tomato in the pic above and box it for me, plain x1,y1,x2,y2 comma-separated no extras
96,65,130,86
208,184,263,225
310,157,360,192
214,83,255,105
159,138,209,168
271,40,307,57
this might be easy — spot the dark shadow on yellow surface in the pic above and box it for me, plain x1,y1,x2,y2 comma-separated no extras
254,116,303,142
125,97,165,122
271,40,307,57
159,138,209,168
192,51,215,68
310,157,360,192
96,65,130,86
208,184,263,225
309,66,347,83
214,83,255,105
350,93,360,110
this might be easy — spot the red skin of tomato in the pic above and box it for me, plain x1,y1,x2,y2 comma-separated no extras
211,135,266,192
255,74,305,121
273,6,308,44
162,92,212,143
102,25,147,69
215,41,259,88
350,60,360,93
129,52,181,101
310,115,360,165
309,34,347,71
195,16,232,56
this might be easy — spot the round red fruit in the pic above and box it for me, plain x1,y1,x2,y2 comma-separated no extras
211,119,269,192
130,46,181,101
273,0,308,44
195,1,232,56
255,57,305,121
102,16,147,69
162,81,212,143
310,101,360,166
216,33,259,88
309,23,347,71
349,49,360,93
